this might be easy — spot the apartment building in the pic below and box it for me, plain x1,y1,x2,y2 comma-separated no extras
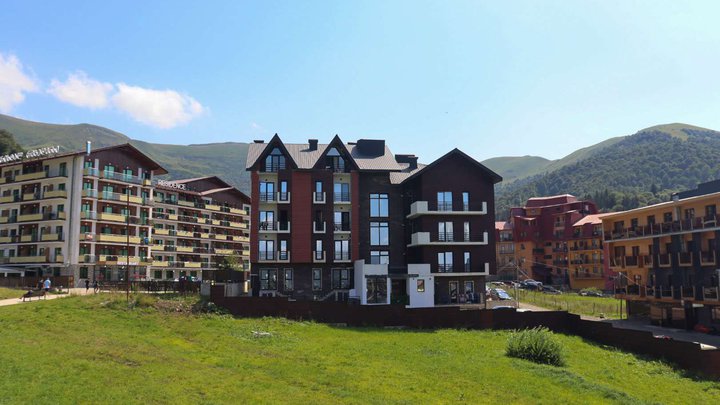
500,195,611,290
494,221,516,280
151,176,250,282
603,180,720,329
0,143,166,283
245,135,501,306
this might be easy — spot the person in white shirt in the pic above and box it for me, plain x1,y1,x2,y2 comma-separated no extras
43,278,51,292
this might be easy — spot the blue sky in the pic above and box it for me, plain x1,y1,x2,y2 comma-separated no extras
1,1,719,163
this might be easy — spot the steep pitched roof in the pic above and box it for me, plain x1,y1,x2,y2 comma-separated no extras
312,135,359,170
399,148,503,185
245,134,299,170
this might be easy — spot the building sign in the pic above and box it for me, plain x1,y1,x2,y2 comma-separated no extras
0,145,61,164
157,180,187,190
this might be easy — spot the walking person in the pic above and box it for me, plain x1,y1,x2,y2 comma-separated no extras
85,279,90,294
43,277,51,292
93,279,99,293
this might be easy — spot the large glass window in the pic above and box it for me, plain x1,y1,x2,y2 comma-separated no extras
259,211,274,230
332,268,351,289
366,276,387,304
260,269,277,290
370,193,389,217
259,240,275,260
370,251,389,265
334,211,350,231
438,252,453,272
259,182,275,202
278,240,288,260
326,148,346,172
278,181,289,202
334,240,350,261
437,191,452,211
438,222,453,242
265,148,286,172
464,221,470,242
315,240,323,260
334,183,350,202
462,192,469,211
370,222,389,246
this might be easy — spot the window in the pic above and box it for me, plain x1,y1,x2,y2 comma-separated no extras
122,168,133,181
464,221,470,241
315,240,323,260
279,181,289,202
334,211,350,231
370,193,389,217
462,192,469,211
283,268,293,290
259,240,275,260
438,221,453,242
278,240,288,260
154,270,162,279
79,266,88,279
259,182,275,202
259,211,274,230
334,240,350,261
370,251,389,264
663,212,673,222
84,161,94,168
464,281,474,294
684,208,695,220
417,279,425,292
464,252,470,272
326,148,346,172
647,215,655,226
706,205,717,219
265,148,286,172
437,191,452,211
260,269,277,290
438,252,453,272
366,276,388,304
312,268,322,291
334,183,350,202
314,181,324,202
332,268,351,289
370,222,389,246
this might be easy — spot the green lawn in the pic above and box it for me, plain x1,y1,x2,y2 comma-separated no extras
0,286,23,300
517,290,625,319
0,294,718,404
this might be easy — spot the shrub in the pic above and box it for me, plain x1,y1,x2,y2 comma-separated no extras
506,327,566,366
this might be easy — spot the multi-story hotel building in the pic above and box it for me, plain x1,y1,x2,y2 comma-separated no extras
0,143,166,282
498,195,611,290
0,143,250,285
151,176,250,281
603,180,720,328
246,135,501,306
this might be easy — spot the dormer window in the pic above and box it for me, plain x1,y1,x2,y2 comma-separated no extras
325,148,345,172
265,148,286,172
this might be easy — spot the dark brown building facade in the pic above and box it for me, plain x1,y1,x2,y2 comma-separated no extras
246,135,502,305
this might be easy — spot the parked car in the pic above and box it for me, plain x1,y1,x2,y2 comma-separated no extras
493,288,513,300
541,285,562,295
492,305,516,310
578,289,603,297
520,280,543,290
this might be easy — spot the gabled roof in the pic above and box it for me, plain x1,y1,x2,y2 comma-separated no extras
572,213,609,227
246,136,402,171
399,148,503,185
245,134,299,170
172,176,233,190
312,135,359,170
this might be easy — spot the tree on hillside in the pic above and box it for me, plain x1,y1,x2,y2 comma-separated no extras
0,129,24,155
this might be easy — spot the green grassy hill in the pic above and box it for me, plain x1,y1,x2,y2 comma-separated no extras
0,114,251,193
495,123,720,218
0,294,718,403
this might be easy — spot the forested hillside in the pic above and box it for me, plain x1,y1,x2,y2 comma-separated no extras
495,125,720,218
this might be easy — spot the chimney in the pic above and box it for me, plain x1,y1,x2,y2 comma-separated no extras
356,139,385,156
308,139,318,151
253,140,265,144
395,154,418,170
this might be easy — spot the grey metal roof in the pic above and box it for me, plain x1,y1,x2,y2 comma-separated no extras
389,163,427,184
246,141,402,171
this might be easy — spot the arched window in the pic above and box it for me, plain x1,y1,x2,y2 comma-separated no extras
265,148,286,172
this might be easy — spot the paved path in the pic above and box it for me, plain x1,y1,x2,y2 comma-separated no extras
0,288,92,308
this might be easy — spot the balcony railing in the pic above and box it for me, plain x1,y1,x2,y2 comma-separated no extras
681,286,695,299
659,286,674,298
258,251,275,261
437,264,453,273
277,192,290,203
700,251,716,266
313,251,325,262
333,222,351,232
334,192,351,203
703,287,719,301
277,251,290,262
678,252,693,266
605,215,720,241
437,201,453,212
334,252,351,261
313,191,326,203
438,232,454,242
657,254,671,267
259,192,276,202
313,221,326,233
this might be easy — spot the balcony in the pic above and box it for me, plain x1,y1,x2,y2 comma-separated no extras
259,192,276,203
313,221,326,233
23,192,39,201
258,222,291,233
153,260,169,267
408,231,488,247
406,200,487,219
313,192,326,204
44,190,67,199
97,212,128,223
573,272,604,279
334,192,351,204
333,222,351,233
642,255,653,267
178,200,196,208
176,230,194,237
97,255,142,265
154,229,170,236
438,232,454,242
98,170,146,185
182,262,202,269
277,251,291,263
678,252,693,266
624,256,638,267
657,254,671,268
437,264,453,273
205,204,221,211
258,251,276,262
681,286,695,299
95,234,142,244
9,255,48,264
313,251,326,263
703,287,719,301
215,249,234,255
659,286,674,299
98,191,144,205
277,192,291,203
334,252,351,262
700,251,716,266
604,215,720,242
174,246,194,253
41,233,62,242
0,195,15,203
15,171,47,182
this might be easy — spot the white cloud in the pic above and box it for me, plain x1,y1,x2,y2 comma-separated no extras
111,83,206,129
47,71,113,109
0,53,39,113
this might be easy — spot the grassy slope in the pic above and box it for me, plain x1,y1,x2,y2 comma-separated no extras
0,294,718,404
481,155,552,183
0,114,251,194
517,290,624,319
